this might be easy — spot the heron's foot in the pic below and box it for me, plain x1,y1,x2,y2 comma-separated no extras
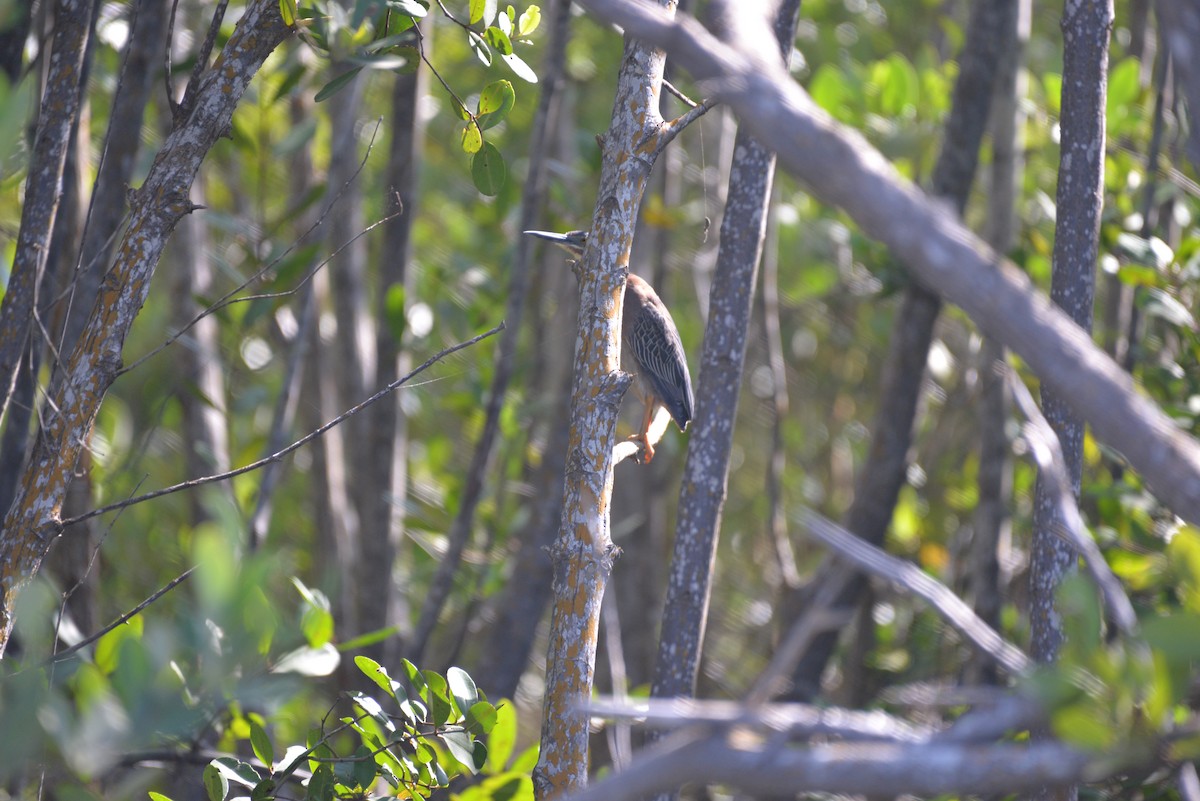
627,433,655,464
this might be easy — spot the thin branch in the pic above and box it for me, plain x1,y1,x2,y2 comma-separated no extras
794,507,1031,675
116,119,387,380
178,0,231,118
586,696,930,742
654,97,718,155
62,324,504,527
1006,370,1139,637
744,560,855,704
48,566,197,664
164,0,182,108
661,78,698,107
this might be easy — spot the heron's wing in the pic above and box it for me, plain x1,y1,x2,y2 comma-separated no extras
629,306,694,430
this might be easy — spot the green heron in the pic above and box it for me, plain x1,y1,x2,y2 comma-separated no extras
525,229,694,463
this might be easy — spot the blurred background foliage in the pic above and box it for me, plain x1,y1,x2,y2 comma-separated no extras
0,0,1198,798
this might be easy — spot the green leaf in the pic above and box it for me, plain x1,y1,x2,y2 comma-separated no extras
1107,58,1141,116
485,702,517,772
471,142,506,195
465,700,497,738
423,669,457,724
477,79,515,130
401,659,428,694
149,793,175,801
485,25,513,55
307,764,336,801
213,758,260,789
280,0,296,27
314,67,363,102
462,120,483,154
294,577,333,648
352,745,378,789
470,0,498,25
509,741,539,773
1114,232,1173,270
500,52,537,83
203,763,228,801
95,616,143,674
518,5,540,36
383,285,406,341
249,719,275,768
345,52,408,70
355,655,402,700
1144,288,1195,329
251,779,276,801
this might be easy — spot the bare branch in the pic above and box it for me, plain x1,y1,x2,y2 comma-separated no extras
586,696,930,743
1007,371,1139,638
48,566,197,664
562,730,1109,801
795,507,1030,675
570,0,1200,523
61,324,504,527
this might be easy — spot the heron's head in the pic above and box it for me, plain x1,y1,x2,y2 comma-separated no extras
524,229,589,258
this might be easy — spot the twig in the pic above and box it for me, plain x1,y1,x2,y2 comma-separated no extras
48,566,197,664
744,561,856,704
794,507,1030,675
655,97,718,155
248,287,316,549
116,119,388,380
1006,371,1139,637
62,324,504,527
661,78,698,108
178,0,230,118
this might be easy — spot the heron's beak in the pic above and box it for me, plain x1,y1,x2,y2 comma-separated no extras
523,229,572,243
524,229,587,258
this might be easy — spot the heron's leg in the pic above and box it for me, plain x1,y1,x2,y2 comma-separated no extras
629,398,657,463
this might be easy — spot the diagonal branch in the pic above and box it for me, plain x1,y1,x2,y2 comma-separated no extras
572,0,1200,524
61,324,504,528
0,0,294,657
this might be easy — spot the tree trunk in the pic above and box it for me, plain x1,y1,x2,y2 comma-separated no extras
787,0,1017,700
0,0,291,656
1029,5,1112,801
649,0,801,711
532,0,683,793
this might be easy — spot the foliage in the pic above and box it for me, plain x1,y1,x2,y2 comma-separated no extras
282,0,540,193
0,533,533,801
0,0,1199,797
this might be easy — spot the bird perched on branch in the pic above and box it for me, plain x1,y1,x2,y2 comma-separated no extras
525,229,694,463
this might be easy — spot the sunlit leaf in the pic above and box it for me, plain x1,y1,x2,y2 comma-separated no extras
461,120,483,154
484,25,513,55
212,758,259,789
477,79,515,130
485,702,517,772
500,52,536,83
387,0,428,16
469,0,497,25
271,644,340,676
518,5,540,36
